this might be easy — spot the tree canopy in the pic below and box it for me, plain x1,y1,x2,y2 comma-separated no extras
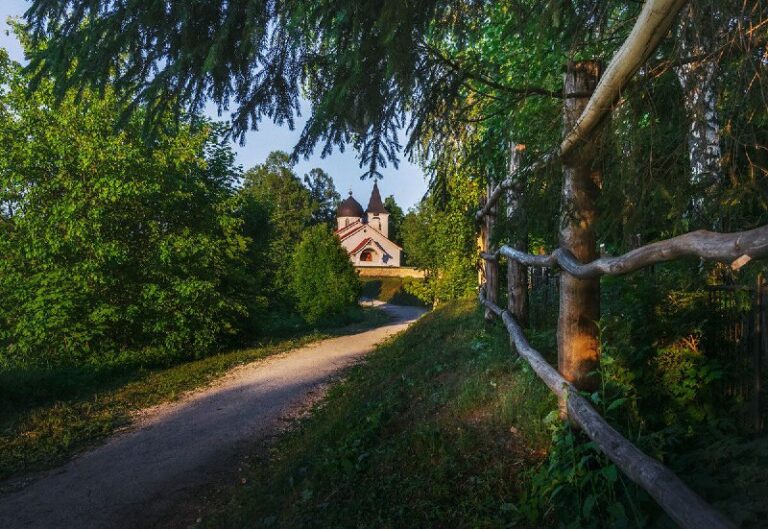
20,0,672,177
0,52,248,367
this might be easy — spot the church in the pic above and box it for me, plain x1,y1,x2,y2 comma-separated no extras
335,182,402,268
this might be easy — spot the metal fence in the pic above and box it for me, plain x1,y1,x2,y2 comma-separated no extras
526,274,767,432
703,281,766,432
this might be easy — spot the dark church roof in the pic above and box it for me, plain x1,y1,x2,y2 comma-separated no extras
337,192,364,218
366,181,388,214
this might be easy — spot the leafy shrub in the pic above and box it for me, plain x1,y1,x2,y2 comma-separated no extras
0,58,248,369
291,225,360,325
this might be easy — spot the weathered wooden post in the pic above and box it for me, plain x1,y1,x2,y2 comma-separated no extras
483,180,499,322
558,61,602,392
506,143,529,328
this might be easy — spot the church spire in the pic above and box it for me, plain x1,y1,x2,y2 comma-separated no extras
366,181,387,214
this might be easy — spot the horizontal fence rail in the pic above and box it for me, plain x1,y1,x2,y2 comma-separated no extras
479,289,735,529
480,225,768,277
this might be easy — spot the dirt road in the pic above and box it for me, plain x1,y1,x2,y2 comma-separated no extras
0,303,424,529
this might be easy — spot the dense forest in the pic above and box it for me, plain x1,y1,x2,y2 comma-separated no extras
1,0,767,527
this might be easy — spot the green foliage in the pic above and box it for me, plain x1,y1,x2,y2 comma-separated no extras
291,225,361,325
517,266,767,527
383,195,404,244
0,56,248,369
235,151,347,332
521,418,647,529
304,167,340,227
673,433,768,528
239,151,316,304
360,277,426,307
400,174,480,305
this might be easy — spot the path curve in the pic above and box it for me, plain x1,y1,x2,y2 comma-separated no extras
0,303,425,529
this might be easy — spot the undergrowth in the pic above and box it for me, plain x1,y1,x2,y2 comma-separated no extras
360,276,427,307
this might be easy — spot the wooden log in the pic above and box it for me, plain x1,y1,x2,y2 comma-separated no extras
478,289,736,529
559,0,688,158
506,143,529,328
476,0,687,222
484,180,500,321
484,224,768,277
558,61,602,393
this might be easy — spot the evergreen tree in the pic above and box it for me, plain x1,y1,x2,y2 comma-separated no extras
304,168,340,227
383,195,405,245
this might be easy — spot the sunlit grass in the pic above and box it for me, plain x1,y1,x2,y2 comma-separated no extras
201,299,556,528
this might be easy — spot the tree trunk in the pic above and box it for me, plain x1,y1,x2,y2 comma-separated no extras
558,61,602,393
675,4,722,222
506,143,529,327
483,181,499,322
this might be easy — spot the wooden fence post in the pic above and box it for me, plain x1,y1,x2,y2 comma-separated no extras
507,143,529,327
484,180,499,322
558,61,602,392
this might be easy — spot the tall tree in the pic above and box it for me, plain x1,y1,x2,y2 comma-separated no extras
291,225,360,325
383,195,405,245
675,2,723,222
240,151,314,302
0,54,248,367
303,168,340,227
22,0,615,177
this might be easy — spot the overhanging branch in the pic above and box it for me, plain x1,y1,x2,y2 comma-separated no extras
559,0,688,158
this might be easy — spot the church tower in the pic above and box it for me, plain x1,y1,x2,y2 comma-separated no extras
365,181,389,238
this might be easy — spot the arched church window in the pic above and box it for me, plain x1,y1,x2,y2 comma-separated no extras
360,249,376,262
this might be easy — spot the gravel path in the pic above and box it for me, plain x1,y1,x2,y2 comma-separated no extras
0,303,424,529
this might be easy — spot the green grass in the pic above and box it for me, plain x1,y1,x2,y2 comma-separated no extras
360,276,427,307
0,307,390,485
200,299,556,528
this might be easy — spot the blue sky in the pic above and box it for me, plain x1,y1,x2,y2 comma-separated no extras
0,0,428,209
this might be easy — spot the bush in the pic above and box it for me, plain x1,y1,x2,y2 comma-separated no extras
290,225,361,325
0,58,248,369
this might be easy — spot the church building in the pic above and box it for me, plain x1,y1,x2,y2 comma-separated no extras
335,182,402,268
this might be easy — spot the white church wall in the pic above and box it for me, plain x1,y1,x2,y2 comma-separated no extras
339,224,401,267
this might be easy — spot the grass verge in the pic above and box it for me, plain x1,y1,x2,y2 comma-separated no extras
0,306,390,485
200,299,556,528
360,276,427,307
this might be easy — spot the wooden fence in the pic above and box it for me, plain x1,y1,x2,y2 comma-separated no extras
473,1,768,528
